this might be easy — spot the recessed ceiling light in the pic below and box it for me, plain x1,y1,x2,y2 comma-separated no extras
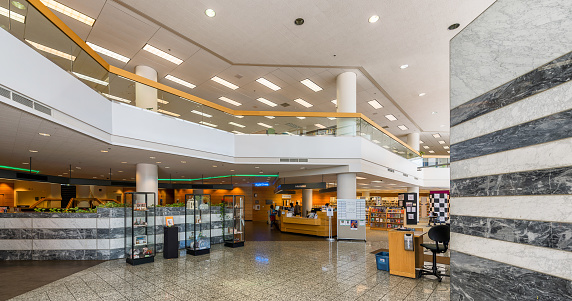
264,116,275,119
22,162,29,165
256,78,281,91
447,151,450,154
235,115,244,118
368,100,383,109
259,171,264,174
400,64,409,69
448,23,460,30
100,150,108,153
418,93,426,97
229,122,245,128
419,140,424,144
211,76,239,90
388,184,396,186
86,42,129,63
29,150,38,153
205,8,216,17
157,99,169,104
38,133,50,137
432,111,438,115
72,72,108,86
257,98,277,107
294,98,313,108
213,165,217,168
118,171,123,173
429,150,435,153
443,146,450,149
331,100,337,105
40,0,94,26
75,166,81,169
397,125,408,131
218,97,241,106
297,116,306,120
255,166,259,169
368,15,380,23
102,93,131,103
356,176,366,180
63,172,68,174
121,162,127,163
157,109,180,117
0,7,25,23
26,40,75,60
314,124,326,129
432,133,441,138
199,121,218,128
230,169,235,172
257,122,272,128
156,162,162,164
423,146,430,149
438,140,446,144
232,130,244,134
150,157,156,159
300,79,322,92
181,161,187,163
372,180,382,183
143,44,183,65
191,110,212,118
383,145,389,149
372,140,380,143
384,114,397,121
165,75,195,89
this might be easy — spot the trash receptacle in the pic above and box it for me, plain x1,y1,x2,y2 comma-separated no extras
376,251,389,271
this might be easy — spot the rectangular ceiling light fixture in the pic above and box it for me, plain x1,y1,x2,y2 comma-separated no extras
443,146,450,149
211,76,239,90
165,75,195,89
219,96,241,106
257,122,272,128
356,176,366,180
429,150,435,153
297,116,306,119
438,140,446,144
157,99,169,104
432,133,441,138
256,78,281,91
294,98,313,108
232,130,244,135
314,124,326,129
73,72,108,86
26,40,75,60
384,114,397,121
257,97,277,107
40,0,95,26
228,122,245,128
300,79,323,92
327,117,336,120
235,115,244,118
0,7,25,23
191,110,212,118
331,99,337,105
423,145,430,149
419,140,424,144
102,93,131,103
397,125,408,130
157,109,180,117
199,121,217,128
143,44,183,65
372,139,380,143
368,100,383,109
265,116,275,119
86,42,130,63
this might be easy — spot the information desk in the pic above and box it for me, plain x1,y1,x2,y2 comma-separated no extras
279,212,336,237
388,229,425,278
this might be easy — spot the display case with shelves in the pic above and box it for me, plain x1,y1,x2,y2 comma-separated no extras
185,194,211,256
368,206,387,229
386,208,404,229
222,195,245,248
125,192,156,265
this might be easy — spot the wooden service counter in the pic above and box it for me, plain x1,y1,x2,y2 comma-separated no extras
388,229,425,278
279,212,336,237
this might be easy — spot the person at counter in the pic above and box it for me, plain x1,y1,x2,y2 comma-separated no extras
269,205,278,229
294,201,301,216
289,203,294,212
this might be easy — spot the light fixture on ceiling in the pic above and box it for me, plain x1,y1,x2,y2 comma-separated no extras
0,7,25,23
400,64,409,69
86,42,130,63
265,116,275,119
157,109,180,117
235,115,244,118
232,131,244,134
259,171,264,174
40,0,94,26
327,117,336,120
165,75,195,89
22,162,29,165
297,116,306,119
397,125,408,131
150,157,156,159
219,97,241,106
26,40,75,60
372,180,382,183
384,114,397,121
228,122,245,128
300,79,323,92
293,98,313,108
256,78,281,91
447,151,450,154
102,93,131,103
72,72,109,86
443,146,450,149
368,100,383,109
143,44,183,65
372,140,380,143
38,133,50,137
314,124,326,129
75,166,81,169
294,18,304,25
432,133,441,138
118,170,123,173
199,121,218,128
438,140,446,144
100,150,108,153
156,162,161,164
191,110,212,118
181,161,187,163
356,176,366,180
429,150,435,153
418,93,426,97
205,8,216,17
382,145,389,148
331,99,337,105
11,1,26,10
230,169,235,172
254,166,259,169
121,161,127,163
448,23,460,30
257,98,277,107
368,15,380,23
419,140,424,144
211,76,239,90
432,111,438,115
157,99,169,104
423,146,430,149
257,122,272,128
212,165,217,168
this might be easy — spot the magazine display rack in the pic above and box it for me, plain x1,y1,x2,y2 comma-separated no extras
222,195,245,248
185,194,211,255
125,192,156,265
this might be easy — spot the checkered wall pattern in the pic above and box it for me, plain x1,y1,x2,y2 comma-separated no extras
429,193,449,223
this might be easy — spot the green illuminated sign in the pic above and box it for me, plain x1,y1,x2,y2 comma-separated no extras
0,165,40,173
158,174,278,182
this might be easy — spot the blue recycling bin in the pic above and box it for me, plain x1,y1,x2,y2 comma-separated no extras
376,251,389,271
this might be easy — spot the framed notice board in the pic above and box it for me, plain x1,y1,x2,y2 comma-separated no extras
398,193,418,225
337,199,366,241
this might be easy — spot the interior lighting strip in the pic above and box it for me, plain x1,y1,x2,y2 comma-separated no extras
26,40,76,60
143,44,183,65
72,72,109,86
40,0,95,26
0,7,25,23
211,76,239,90
86,42,130,63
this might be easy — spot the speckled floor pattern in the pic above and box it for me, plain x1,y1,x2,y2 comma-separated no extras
9,239,450,301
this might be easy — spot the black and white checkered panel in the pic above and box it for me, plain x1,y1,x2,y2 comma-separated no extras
429,193,449,223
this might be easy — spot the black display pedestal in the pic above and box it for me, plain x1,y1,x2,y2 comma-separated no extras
224,241,244,248
187,248,210,256
163,226,179,259
127,256,154,266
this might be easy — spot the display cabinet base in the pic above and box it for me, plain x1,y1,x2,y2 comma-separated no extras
224,241,244,248
187,248,210,256
126,256,154,266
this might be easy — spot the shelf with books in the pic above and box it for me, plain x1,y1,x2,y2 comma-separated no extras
125,192,156,266
368,207,404,230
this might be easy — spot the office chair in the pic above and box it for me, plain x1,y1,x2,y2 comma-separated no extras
419,225,450,282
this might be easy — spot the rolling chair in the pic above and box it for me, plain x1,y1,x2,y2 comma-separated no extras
419,225,450,282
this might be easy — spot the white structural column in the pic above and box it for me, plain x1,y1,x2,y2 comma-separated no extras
337,173,357,199
135,65,158,111
302,189,313,216
336,72,357,136
407,186,420,223
407,133,420,151
136,163,158,205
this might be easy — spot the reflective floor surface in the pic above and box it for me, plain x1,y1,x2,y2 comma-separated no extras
9,239,450,301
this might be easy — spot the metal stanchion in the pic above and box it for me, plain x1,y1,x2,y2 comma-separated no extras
327,216,335,242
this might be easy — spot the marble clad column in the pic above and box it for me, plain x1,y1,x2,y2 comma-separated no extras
449,0,572,299
135,65,158,112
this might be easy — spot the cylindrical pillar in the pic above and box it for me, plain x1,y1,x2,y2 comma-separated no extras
302,189,313,216
336,72,357,136
407,186,420,223
407,133,420,152
136,163,158,205
135,65,158,111
337,173,357,199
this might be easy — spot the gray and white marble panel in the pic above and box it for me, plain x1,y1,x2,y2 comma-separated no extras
32,239,96,250
0,218,32,229
32,218,97,229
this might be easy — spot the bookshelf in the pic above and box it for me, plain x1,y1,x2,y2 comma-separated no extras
368,206,404,230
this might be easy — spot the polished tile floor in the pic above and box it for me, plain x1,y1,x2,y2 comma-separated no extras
9,237,450,300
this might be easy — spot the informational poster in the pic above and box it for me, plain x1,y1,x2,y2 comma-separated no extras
350,220,358,230
346,199,357,219
327,207,334,217
337,199,366,240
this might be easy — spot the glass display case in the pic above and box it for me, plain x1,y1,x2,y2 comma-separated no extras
222,195,245,248
185,194,211,255
124,192,156,265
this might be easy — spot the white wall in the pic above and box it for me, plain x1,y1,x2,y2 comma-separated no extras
422,168,450,189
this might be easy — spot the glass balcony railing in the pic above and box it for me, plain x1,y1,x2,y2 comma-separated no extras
0,0,420,160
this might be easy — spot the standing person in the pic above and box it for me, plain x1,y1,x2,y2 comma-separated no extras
269,205,277,229
294,201,301,216
289,203,294,212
